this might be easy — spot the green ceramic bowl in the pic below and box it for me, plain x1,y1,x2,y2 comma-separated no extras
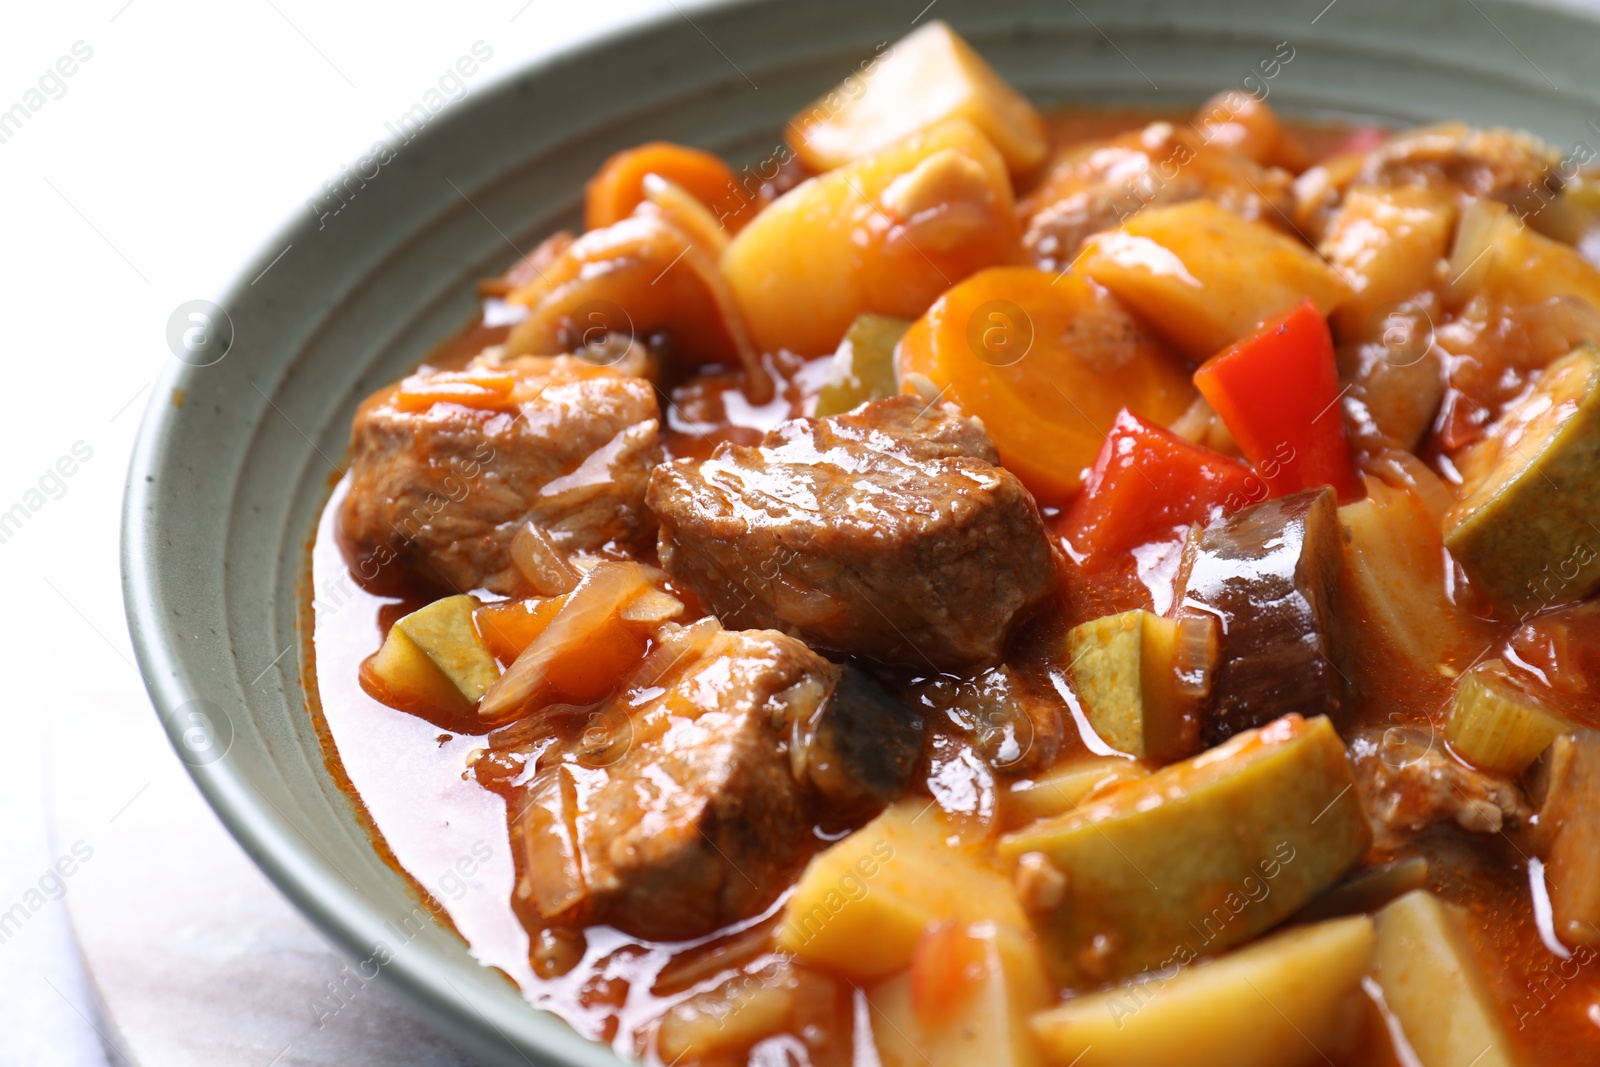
122,0,1600,1062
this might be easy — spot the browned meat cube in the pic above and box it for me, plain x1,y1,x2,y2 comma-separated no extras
1348,727,1530,851
647,396,1057,669
1174,487,1346,745
340,356,662,595
503,623,922,940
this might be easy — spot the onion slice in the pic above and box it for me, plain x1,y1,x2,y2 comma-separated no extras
478,561,651,725
510,521,580,595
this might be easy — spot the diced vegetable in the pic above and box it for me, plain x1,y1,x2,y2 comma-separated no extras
509,521,580,596
813,313,910,417
514,764,586,919
774,800,1029,983
1192,300,1362,502
896,267,1196,504
724,118,1020,357
584,140,750,232
478,562,652,724
1173,489,1345,744
1444,344,1600,613
1065,609,1217,763
1001,757,1149,831
1370,890,1520,1067
1060,409,1260,568
787,21,1047,177
1449,197,1600,311
656,960,798,1062
870,922,1051,1067
1319,185,1456,340
997,714,1370,986
1446,661,1569,775
1531,731,1600,945
1077,199,1352,361
365,595,500,716
504,213,769,399
474,594,566,663
1340,476,1492,686
1029,916,1376,1067
1191,90,1309,170
393,369,516,412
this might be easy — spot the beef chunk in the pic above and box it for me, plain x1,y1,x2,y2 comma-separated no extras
1349,727,1531,850
518,624,921,940
647,397,1057,669
1174,487,1345,745
340,356,661,595
1022,124,1294,272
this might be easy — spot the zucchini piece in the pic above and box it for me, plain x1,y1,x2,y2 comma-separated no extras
1029,916,1376,1067
1066,610,1217,763
869,922,1051,1067
367,594,500,714
813,313,910,417
1533,732,1600,945
1444,345,1600,613
775,800,1028,983
1371,890,1520,1067
997,714,1369,986
1445,661,1569,775
1001,757,1149,831
1174,488,1345,745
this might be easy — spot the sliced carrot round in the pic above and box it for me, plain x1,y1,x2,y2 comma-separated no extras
898,266,1196,505
585,141,753,232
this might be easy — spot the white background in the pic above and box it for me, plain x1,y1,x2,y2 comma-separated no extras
0,2,672,1062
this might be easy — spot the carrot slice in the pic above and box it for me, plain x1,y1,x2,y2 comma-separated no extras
584,141,752,232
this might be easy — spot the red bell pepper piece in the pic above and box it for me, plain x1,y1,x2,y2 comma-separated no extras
1062,409,1262,567
1192,299,1363,502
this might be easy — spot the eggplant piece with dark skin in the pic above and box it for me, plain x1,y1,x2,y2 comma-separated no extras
798,664,924,816
1173,487,1346,745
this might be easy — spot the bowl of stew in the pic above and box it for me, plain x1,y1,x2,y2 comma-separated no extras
123,0,1600,1064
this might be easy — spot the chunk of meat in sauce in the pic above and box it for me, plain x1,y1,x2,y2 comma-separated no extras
1174,487,1345,746
648,396,1058,669
496,624,922,941
1348,727,1532,850
1021,122,1295,272
340,356,662,595
1296,122,1561,239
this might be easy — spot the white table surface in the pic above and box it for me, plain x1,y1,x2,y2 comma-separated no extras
0,3,673,1063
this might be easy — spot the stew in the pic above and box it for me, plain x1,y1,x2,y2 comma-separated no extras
307,20,1600,1067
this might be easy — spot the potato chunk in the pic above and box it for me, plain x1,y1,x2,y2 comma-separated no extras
775,800,1028,983
724,118,1019,357
1444,345,1600,613
787,21,1046,177
1533,732,1600,945
1078,199,1352,360
1371,890,1519,1067
997,714,1370,986
1029,916,1375,1067
870,922,1051,1067
366,595,499,715
1318,185,1455,340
